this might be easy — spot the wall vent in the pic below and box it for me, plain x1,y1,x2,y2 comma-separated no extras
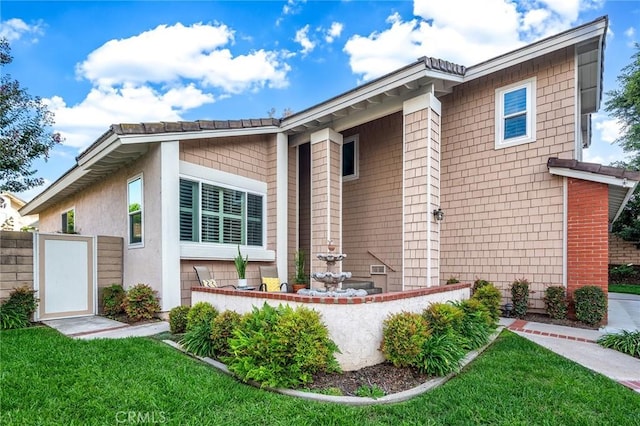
370,265,386,275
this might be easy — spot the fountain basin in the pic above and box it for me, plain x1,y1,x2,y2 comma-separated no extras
311,271,352,284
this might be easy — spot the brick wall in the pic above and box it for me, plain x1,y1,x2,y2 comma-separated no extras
440,47,575,309
609,234,640,265
342,113,403,291
0,231,33,301
567,178,608,302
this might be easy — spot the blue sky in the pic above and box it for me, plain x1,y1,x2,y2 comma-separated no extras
1,0,639,201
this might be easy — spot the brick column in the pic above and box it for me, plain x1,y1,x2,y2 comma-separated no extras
310,128,343,289
403,92,441,289
567,177,608,320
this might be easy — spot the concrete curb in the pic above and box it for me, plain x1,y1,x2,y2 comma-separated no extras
162,327,504,406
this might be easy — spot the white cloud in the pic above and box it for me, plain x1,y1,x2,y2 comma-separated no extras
77,23,289,93
295,24,315,55
344,0,606,81
624,26,637,47
593,115,623,144
42,22,291,152
325,22,343,43
0,18,44,43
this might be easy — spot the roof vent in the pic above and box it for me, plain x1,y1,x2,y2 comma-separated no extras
370,265,386,275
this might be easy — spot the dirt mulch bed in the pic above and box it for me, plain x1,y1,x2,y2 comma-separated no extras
306,362,432,396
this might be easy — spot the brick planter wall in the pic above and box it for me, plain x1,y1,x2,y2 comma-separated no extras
0,231,34,301
566,178,608,321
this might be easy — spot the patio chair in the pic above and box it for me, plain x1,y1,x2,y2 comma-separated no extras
193,266,236,289
259,266,289,292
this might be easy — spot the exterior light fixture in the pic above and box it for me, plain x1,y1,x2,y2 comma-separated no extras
433,208,444,221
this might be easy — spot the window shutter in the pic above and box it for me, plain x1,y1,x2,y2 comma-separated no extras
179,179,197,241
61,212,68,233
247,194,263,246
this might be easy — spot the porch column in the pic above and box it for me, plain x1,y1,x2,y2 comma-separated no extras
402,92,441,289
276,132,288,283
310,128,343,289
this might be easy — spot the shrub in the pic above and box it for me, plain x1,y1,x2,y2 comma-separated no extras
168,305,190,334
355,385,385,399
457,310,493,351
446,277,460,285
186,302,219,331
380,311,431,367
226,303,340,388
456,298,495,328
597,330,640,358
0,301,29,330
472,279,492,294
511,278,530,319
180,322,215,357
422,303,464,336
416,331,466,376
574,286,607,326
102,284,125,317
210,310,243,359
471,284,502,322
609,264,636,279
544,286,568,320
121,284,160,322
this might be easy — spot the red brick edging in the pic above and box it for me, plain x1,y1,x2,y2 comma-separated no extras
507,320,595,343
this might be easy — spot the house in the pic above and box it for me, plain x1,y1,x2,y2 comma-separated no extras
20,16,637,316
0,192,38,231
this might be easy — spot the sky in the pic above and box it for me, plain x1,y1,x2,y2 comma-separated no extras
1,0,639,202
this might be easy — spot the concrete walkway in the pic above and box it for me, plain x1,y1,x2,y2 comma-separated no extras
43,316,169,339
500,293,640,394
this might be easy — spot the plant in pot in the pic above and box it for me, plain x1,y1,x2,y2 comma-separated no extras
293,250,308,293
234,246,249,287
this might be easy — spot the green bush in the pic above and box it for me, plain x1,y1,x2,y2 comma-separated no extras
380,311,431,367
511,278,530,319
102,284,125,317
186,302,219,331
597,330,640,358
471,284,502,322
180,322,215,357
472,279,492,294
457,310,493,351
456,298,495,328
609,264,636,279
225,303,340,388
168,305,190,334
446,277,460,285
416,331,466,376
210,310,242,359
422,303,464,336
544,286,568,320
0,301,29,330
574,286,607,326
122,284,160,322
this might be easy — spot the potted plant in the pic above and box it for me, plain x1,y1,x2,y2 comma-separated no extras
234,246,248,287
293,250,308,292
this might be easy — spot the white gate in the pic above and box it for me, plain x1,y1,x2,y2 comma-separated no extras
36,233,95,320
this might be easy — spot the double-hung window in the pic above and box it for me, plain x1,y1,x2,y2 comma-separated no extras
61,208,75,234
342,134,359,181
495,77,536,149
180,179,264,247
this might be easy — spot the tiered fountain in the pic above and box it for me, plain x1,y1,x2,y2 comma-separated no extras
299,241,367,297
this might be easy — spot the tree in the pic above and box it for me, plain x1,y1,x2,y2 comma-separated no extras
0,37,61,192
605,46,640,241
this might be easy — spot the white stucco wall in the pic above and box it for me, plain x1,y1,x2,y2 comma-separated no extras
192,286,470,371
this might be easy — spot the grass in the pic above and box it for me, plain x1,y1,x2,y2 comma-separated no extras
1,327,639,425
609,283,640,295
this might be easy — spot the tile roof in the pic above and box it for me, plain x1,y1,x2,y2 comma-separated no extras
112,118,280,135
419,56,466,76
547,157,640,181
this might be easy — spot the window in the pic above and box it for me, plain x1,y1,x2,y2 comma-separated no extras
495,78,536,149
342,134,359,181
128,175,143,246
61,208,75,233
180,179,264,247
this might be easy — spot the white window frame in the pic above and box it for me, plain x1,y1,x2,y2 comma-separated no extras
178,161,274,261
495,77,537,149
342,134,359,181
127,174,144,248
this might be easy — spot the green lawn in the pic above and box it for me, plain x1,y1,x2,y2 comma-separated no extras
609,284,640,295
1,327,638,426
